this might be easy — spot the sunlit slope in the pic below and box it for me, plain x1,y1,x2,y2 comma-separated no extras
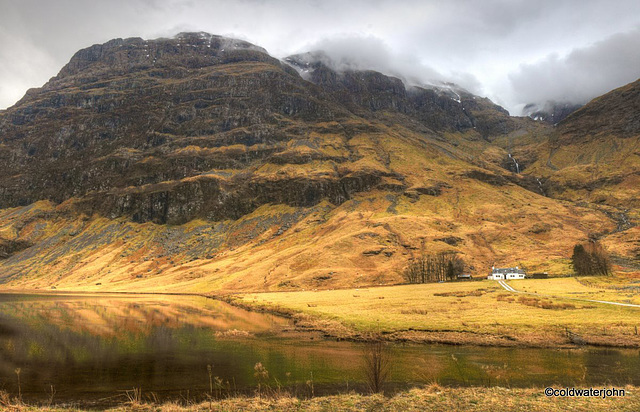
0,132,613,292
526,79,640,209
0,34,635,291
517,79,640,270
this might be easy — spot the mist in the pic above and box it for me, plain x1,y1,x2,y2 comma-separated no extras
1,0,639,114
509,27,640,113
292,35,482,94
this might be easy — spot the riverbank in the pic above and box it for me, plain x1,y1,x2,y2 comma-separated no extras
222,277,640,348
9,385,639,411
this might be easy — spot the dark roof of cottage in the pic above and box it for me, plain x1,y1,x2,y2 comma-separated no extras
492,267,526,274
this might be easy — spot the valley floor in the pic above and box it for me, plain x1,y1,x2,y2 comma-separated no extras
227,276,640,348
11,385,640,412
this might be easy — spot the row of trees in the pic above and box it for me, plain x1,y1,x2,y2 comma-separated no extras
571,241,611,276
403,251,465,283
402,241,610,282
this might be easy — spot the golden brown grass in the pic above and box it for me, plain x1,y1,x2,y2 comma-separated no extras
510,277,640,305
235,278,640,347
0,112,630,295
8,385,640,411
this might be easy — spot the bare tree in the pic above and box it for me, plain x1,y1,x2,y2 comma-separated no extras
403,251,465,283
571,241,611,276
361,336,391,394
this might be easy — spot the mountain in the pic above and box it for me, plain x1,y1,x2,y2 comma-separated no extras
0,33,636,292
526,79,640,208
522,80,640,265
522,101,583,124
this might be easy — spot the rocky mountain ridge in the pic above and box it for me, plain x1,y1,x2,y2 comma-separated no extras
0,33,637,292
522,101,583,124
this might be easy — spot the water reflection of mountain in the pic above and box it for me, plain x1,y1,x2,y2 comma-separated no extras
0,294,287,337
0,293,638,407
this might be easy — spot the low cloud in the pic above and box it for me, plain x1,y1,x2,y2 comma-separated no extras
0,1,639,111
509,27,640,110
298,35,481,94
0,27,57,109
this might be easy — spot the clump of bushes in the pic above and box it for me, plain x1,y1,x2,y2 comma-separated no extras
434,290,485,298
497,294,575,309
516,296,576,310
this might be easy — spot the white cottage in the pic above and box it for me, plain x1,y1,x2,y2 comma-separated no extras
487,267,526,280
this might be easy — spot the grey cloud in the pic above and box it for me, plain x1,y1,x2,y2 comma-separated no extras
509,27,640,110
295,35,482,95
298,35,440,82
1,0,640,111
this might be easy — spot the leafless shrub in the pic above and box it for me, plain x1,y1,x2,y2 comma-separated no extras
14,368,21,404
0,390,11,407
361,335,391,394
47,384,56,407
254,362,270,398
124,387,144,409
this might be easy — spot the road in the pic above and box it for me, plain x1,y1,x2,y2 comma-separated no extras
497,280,640,308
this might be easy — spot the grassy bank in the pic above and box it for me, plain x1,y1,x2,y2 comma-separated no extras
229,277,640,347
9,385,639,411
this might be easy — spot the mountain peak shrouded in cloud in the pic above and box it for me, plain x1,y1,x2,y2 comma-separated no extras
284,35,482,97
1,0,640,112
284,36,441,85
510,27,640,116
2,24,640,293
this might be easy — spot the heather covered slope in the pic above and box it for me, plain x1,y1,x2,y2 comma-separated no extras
522,79,640,268
527,79,640,209
0,33,634,292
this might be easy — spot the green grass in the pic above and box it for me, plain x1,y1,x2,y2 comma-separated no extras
236,278,640,347
511,277,640,305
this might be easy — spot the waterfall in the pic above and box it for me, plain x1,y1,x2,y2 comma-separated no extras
508,153,520,174
536,178,546,196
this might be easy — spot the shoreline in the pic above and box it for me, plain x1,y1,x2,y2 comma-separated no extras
216,293,640,349
2,287,639,349
4,385,639,411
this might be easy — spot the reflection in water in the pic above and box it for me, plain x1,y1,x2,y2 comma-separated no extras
0,293,638,406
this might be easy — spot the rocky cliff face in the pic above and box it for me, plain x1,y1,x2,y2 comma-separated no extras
0,33,354,216
0,32,527,223
0,33,636,291
284,52,520,139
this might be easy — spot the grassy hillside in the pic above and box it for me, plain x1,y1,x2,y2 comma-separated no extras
233,277,640,347
0,34,637,292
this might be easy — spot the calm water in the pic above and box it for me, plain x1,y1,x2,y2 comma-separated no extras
0,293,638,406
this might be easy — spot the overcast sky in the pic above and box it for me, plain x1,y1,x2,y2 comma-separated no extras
1,0,639,114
